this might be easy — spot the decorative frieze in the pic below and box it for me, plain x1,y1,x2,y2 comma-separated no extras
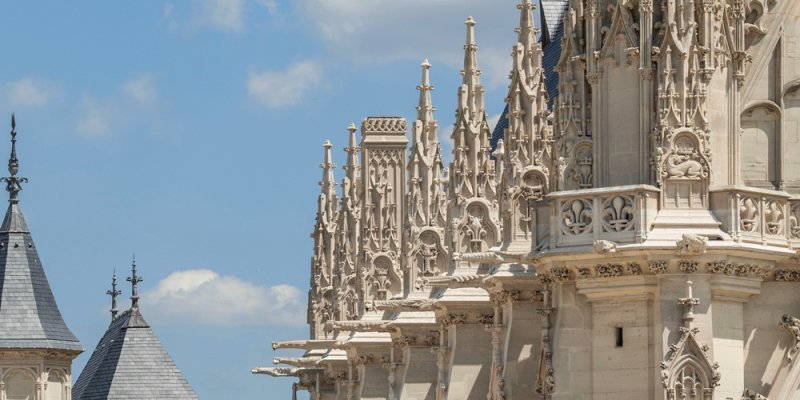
442,313,466,326
706,261,771,279
678,261,699,273
649,260,669,274
774,270,800,282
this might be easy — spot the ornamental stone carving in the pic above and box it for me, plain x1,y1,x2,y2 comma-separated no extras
443,313,466,326
595,263,624,278
562,199,593,235
780,314,800,362
362,117,407,135
593,240,617,254
740,197,760,232
650,260,669,274
676,234,708,255
679,261,699,274
774,270,800,282
601,195,634,232
706,261,771,279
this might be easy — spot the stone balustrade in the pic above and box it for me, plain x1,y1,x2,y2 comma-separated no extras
710,186,796,247
548,185,660,249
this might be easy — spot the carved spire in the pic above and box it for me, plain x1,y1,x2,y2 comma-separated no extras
107,270,122,321
2,114,28,204
127,255,143,310
460,16,485,120
417,59,435,124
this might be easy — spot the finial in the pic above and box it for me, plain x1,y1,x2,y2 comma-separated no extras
677,280,700,329
127,255,143,310
344,124,359,181
107,269,122,321
416,59,435,122
1,114,28,204
460,17,484,118
464,16,475,45
516,0,537,46
320,140,336,194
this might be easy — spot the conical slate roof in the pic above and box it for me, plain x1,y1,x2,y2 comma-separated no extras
72,308,198,400
0,193,82,352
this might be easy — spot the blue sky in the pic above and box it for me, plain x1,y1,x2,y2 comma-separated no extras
0,1,537,398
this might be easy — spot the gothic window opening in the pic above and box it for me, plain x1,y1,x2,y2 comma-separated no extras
5,370,35,400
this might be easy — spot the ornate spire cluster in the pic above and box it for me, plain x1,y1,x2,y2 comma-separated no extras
2,114,28,204
266,1,800,399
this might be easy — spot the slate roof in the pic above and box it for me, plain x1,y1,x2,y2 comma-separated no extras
490,105,509,151
72,308,198,400
0,201,82,352
540,0,570,109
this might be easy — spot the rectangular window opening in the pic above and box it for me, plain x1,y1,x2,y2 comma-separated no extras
615,327,624,347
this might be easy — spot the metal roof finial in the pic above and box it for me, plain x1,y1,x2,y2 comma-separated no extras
107,269,122,321
127,255,143,310
2,114,28,204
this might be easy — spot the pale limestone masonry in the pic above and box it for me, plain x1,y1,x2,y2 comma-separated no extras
255,0,800,399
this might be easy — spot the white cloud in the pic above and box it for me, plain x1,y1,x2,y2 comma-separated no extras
164,3,175,19
5,78,57,107
200,0,244,32
76,97,114,136
256,0,278,14
164,0,246,33
141,269,305,327
123,76,157,105
248,60,322,108
296,0,523,89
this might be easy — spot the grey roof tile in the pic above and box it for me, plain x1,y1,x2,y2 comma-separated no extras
73,308,199,400
540,0,570,109
0,202,82,352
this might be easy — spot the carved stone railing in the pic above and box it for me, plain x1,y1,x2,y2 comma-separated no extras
709,186,793,247
548,185,660,248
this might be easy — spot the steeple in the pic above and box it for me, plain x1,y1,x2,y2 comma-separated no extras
0,115,82,353
107,270,122,321
127,256,142,310
74,261,197,400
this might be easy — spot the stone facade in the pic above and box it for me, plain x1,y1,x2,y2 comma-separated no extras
257,0,800,399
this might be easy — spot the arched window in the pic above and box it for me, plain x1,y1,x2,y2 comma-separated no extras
5,369,36,400
46,370,66,400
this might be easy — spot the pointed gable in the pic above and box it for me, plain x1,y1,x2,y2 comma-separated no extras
72,309,198,400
